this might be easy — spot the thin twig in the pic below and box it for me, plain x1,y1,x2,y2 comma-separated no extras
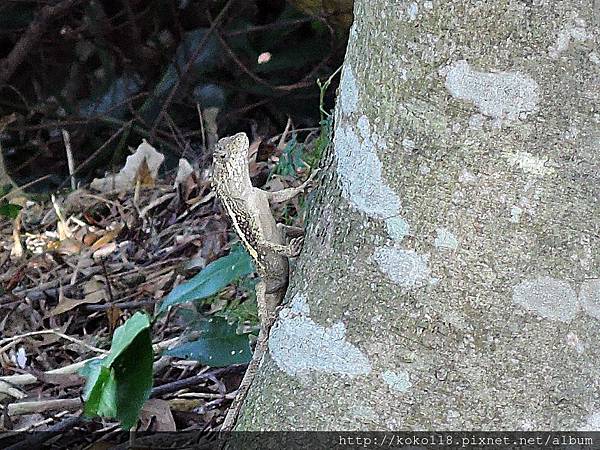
150,365,246,397
0,329,108,355
196,103,206,150
14,410,69,432
0,337,179,387
225,16,323,36
6,398,82,416
62,129,76,190
210,12,326,92
269,127,319,143
3,414,81,450
84,298,156,311
0,175,51,203
100,258,115,305
0,268,103,306
0,0,82,83
277,118,293,150
58,119,132,189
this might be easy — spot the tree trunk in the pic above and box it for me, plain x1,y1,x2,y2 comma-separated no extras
236,0,600,430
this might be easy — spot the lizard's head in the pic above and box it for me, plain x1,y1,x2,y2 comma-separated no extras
213,132,249,165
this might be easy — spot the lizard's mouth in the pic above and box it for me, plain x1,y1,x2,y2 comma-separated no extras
213,149,227,160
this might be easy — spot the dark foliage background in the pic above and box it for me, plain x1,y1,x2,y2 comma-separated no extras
0,0,349,192
0,0,352,437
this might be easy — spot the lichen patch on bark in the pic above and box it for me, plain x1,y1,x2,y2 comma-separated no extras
503,150,556,177
268,294,372,377
512,276,579,322
334,119,401,219
579,410,600,431
441,60,539,125
565,331,585,354
339,65,359,116
434,228,459,250
386,217,410,242
512,277,600,323
510,205,523,223
579,279,600,321
382,370,412,393
405,2,418,21
548,16,590,59
372,247,436,288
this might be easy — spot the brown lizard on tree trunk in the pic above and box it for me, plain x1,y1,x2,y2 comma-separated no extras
212,132,316,431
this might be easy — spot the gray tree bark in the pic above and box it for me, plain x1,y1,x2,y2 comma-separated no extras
236,0,600,430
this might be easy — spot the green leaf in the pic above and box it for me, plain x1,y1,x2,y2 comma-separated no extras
81,312,153,429
0,185,13,197
214,277,259,326
158,245,254,313
308,116,334,166
104,312,150,365
273,135,308,177
166,317,252,367
82,364,117,419
0,203,22,219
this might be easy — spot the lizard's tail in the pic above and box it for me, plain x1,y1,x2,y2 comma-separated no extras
220,326,268,432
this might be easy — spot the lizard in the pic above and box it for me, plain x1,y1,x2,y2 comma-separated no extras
212,132,317,431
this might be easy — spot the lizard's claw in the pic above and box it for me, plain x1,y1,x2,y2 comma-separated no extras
289,236,304,257
307,168,321,184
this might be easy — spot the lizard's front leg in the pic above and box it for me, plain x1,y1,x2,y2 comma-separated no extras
261,237,303,258
277,223,304,238
263,168,319,204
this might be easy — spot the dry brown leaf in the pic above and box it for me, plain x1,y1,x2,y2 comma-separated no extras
174,158,194,188
28,368,84,388
83,278,108,301
51,194,72,240
0,113,17,132
184,189,214,207
82,232,99,246
136,158,155,187
57,237,83,255
46,279,106,317
46,295,83,317
181,172,199,201
90,140,164,192
89,225,123,252
12,413,45,431
139,192,176,218
139,398,176,431
138,270,174,299
106,306,122,333
92,241,117,259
